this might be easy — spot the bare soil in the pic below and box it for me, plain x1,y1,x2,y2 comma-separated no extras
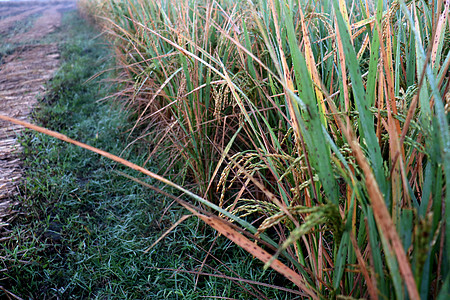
0,6,46,35
0,1,75,224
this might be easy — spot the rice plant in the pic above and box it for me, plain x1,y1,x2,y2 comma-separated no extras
4,0,448,298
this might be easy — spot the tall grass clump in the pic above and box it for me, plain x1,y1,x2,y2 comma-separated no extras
22,0,450,298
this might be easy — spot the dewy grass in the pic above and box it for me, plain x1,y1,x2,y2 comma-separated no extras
1,11,295,300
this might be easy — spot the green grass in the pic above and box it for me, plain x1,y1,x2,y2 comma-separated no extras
1,11,296,299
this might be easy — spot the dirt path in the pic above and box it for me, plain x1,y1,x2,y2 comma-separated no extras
0,1,75,223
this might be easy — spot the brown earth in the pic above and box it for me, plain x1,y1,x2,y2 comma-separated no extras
8,4,68,41
0,6,46,35
0,5,41,19
0,1,75,227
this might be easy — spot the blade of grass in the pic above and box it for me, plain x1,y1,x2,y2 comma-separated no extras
283,0,339,204
144,214,193,253
333,0,386,195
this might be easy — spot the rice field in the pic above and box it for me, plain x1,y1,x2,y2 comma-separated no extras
1,0,449,298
